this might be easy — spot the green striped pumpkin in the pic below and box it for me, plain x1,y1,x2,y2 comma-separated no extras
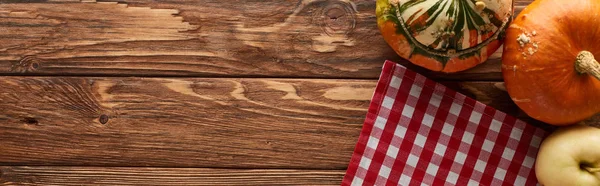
377,0,513,72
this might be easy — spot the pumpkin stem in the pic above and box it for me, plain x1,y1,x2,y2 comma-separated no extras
576,51,600,81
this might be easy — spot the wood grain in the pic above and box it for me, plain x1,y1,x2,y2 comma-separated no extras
0,76,558,168
0,77,370,169
0,167,345,185
0,0,534,80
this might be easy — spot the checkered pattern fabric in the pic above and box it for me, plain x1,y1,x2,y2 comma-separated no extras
342,60,549,186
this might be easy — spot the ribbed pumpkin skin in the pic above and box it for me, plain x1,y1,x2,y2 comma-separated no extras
502,0,600,125
376,0,513,73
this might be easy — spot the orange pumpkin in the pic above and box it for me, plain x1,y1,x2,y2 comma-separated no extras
376,0,513,72
502,0,600,125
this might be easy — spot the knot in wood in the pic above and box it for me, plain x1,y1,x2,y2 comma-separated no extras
12,55,41,73
21,117,39,125
326,6,345,20
317,2,356,36
32,62,39,69
99,114,109,125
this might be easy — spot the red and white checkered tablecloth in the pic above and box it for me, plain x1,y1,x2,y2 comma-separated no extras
342,60,550,186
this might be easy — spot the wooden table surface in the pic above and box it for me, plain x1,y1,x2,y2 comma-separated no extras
0,0,578,185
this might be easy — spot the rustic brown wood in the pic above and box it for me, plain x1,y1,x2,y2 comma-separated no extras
0,77,558,168
0,166,345,185
0,77,370,169
0,0,534,80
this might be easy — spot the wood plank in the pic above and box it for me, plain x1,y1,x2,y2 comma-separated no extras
0,77,560,168
0,77,370,169
0,167,345,185
0,0,534,80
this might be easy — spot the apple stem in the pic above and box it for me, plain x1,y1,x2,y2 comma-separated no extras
584,167,600,173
